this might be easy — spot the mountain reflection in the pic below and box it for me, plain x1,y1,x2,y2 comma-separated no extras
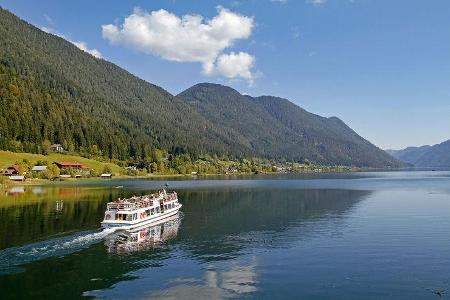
0,185,371,299
178,188,371,261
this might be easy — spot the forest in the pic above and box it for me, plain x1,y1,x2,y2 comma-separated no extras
0,7,403,169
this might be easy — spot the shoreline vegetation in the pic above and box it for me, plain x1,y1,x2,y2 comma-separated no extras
0,150,361,189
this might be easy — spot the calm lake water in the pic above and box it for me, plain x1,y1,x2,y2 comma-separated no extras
1,171,450,299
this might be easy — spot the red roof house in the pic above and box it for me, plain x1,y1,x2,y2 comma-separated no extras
54,162,85,170
3,165,20,176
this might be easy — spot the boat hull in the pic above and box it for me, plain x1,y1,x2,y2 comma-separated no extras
101,205,182,230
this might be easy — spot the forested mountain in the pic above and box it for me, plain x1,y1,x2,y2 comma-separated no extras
0,7,248,160
177,83,402,167
0,7,402,167
387,140,450,167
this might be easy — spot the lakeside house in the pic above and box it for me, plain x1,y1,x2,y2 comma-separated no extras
2,165,20,176
9,175,25,181
55,162,84,170
31,166,47,173
51,144,64,152
100,173,112,179
226,165,238,173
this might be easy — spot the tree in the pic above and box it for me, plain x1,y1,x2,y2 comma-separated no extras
102,165,112,174
42,164,60,179
41,140,51,155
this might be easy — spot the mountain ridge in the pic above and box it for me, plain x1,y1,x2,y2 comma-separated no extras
177,83,402,167
0,7,403,167
387,141,450,167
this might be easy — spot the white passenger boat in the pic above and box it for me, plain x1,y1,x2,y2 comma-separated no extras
101,189,182,230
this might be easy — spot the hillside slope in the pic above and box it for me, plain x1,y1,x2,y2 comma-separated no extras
0,8,402,167
177,83,402,167
0,7,246,160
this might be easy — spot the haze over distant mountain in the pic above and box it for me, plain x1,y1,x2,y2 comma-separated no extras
0,7,403,167
387,140,450,167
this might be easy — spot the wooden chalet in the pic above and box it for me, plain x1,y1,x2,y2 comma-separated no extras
3,165,20,176
54,162,85,170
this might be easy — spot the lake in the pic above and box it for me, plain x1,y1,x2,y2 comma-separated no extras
1,171,450,299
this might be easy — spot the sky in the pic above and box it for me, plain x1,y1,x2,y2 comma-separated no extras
1,0,449,150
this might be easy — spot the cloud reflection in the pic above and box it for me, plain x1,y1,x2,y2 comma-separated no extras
149,258,258,299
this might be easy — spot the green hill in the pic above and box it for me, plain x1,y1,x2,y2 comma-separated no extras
177,83,402,167
0,7,244,160
0,150,122,174
0,7,402,168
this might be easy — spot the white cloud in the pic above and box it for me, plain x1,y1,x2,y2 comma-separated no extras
40,26,53,34
43,14,55,26
102,7,256,82
41,26,103,59
71,41,103,58
215,52,255,82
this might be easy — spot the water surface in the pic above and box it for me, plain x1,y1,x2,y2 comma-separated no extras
1,171,450,299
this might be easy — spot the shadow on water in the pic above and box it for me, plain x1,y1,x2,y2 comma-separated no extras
0,185,371,299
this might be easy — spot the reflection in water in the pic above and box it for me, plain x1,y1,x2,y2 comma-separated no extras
105,215,181,254
0,215,182,274
83,188,368,299
0,186,120,249
6,186,25,195
2,174,450,299
146,258,258,299
53,200,64,216
0,183,372,299
179,188,370,261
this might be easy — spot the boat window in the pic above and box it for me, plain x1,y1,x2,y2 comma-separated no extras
151,208,155,215
134,213,137,220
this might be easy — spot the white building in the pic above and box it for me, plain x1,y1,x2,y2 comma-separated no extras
31,166,47,173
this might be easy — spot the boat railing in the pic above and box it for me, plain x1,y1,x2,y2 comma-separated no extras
107,199,155,211
106,191,177,211
163,193,178,202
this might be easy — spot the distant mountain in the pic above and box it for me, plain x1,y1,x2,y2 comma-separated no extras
385,146,431,165
177,83,403,167
0,7,403,167
387,140,450,167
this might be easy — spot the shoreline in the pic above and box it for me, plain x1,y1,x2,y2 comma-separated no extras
0,167,404,189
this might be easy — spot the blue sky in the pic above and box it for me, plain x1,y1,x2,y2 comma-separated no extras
1,0,449,149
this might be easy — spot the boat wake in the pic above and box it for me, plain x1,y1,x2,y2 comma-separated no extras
0,227,118,275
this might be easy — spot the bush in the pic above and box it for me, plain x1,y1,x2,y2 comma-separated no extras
102,165,112,174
